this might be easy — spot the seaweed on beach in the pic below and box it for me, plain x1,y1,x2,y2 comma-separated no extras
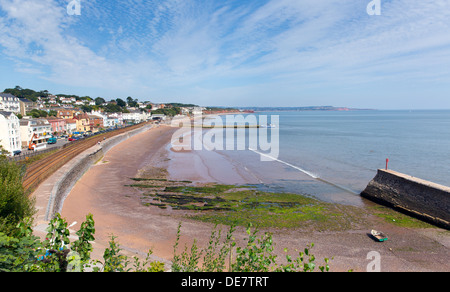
164,184,238,194
130,178,193,184
126,178,368,230
125,184,166,188
130,178,168,182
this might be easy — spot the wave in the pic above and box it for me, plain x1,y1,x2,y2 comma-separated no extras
248,148,359,195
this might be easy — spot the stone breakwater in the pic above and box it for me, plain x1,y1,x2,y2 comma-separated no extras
45,124,153,220
361,169,450,229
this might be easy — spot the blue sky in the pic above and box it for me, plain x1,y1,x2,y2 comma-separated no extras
0,0,450,109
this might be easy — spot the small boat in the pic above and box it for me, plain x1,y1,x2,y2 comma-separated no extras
371,230,388,242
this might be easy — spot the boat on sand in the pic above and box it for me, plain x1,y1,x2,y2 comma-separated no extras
371,230,388,242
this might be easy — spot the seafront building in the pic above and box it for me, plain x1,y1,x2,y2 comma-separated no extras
0,91,164,155
122,109,147,124
87,114,104,131
106,112,123,127
0,111,21,154
0,93,20,114
19,118,53,150
47,117,67,136
74,112,91,132
64,119,77,134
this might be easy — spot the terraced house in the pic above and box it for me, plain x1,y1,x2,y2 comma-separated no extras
74,112,90,132
88,114,104,132
47,117,67,136
57,109,77,119
0,92,20,114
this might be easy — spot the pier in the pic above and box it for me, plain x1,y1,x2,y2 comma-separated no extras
361,169,450,229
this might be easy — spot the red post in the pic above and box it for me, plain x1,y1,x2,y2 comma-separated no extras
386,158,389,170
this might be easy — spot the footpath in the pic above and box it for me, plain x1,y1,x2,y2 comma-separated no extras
31,124,159,264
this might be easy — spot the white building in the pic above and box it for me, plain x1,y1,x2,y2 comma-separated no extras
65,119,77,134
98,113,117,128
122,110,143,124
0,111,21,154
60,97,73,104
142,110,152,121
122,109,151,124
192,107,205,115
0,93,20,114
107,112,123,127
19,118,53,150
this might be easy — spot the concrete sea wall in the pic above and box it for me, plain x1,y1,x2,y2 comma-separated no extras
361,169,450,229
45,124,153,220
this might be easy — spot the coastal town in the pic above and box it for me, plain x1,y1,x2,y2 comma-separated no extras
1,86,449,273
0,86,221,157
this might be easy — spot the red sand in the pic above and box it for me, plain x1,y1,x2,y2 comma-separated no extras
60,125,450,272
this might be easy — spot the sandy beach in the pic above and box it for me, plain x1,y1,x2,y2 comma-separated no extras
60,124,450,272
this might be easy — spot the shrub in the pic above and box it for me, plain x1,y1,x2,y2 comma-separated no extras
0,156,36,236
172,222,331,272
0,214,330,272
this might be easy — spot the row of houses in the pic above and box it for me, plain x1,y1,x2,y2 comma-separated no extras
35,94,167,111
0,92,168,115
1,109,155,154
0,93,158,155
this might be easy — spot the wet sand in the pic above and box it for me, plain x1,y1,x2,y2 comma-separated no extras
61,125,450,272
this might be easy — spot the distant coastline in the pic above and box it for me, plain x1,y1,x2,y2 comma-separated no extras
236,106,375,112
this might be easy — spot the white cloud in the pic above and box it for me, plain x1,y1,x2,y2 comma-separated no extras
0,0,449,107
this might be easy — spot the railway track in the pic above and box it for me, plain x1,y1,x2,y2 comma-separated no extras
22,122,149,194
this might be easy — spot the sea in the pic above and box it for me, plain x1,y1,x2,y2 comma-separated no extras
195,110,450,206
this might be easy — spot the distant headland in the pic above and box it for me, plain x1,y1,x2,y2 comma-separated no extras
237,106,374,112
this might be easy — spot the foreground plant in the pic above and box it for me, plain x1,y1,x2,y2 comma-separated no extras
1,214,331,272
172,223,235,272
172,223,331,272
0,213,165,272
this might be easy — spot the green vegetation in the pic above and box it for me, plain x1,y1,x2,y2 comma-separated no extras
0,154,441,272
3,86,48,102
128,181,367,231
151,107,181,117
27,109,56,118
167,103,199,108
2,86,148,114
0,213,165,272
3,86,242,117
370,205,436,229
0,213,330,272
205,106,240,111
0,156,36,236
0,158,330,272
172,223,330,272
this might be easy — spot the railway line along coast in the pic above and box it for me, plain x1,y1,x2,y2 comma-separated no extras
25,121,450,272
27,122,153,227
